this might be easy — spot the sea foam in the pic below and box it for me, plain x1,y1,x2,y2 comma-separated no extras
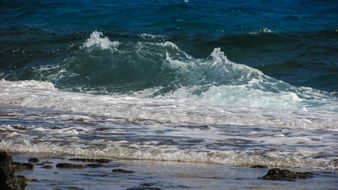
81,31,119,50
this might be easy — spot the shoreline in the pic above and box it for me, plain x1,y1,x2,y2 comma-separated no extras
3,151,337,190
1,102,337,171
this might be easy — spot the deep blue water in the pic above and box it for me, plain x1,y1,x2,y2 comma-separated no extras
0,0,337,93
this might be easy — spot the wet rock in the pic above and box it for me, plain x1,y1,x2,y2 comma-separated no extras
56,163,86,169
80,173,109,177
258,168,313,181
27,178,39,182
330,159,338,167
86,163,103,168
28,158,39,163
13,162,34,171
68,158,111,163
0,151,27,190
51,157,65,160
127,183,161,190
41,161,53,165
42,165,53,169
66,186,84,190
112,168,134,173
140,183,152,186
51,127,61,129
175,125,209,130
127,187,161,190
250,165,268,168
96,128,110,131
12,125,26,130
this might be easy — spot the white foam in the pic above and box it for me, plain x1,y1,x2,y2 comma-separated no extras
0,140,336,169
0,125,15,131
139,33,166,40
0,79,337,131
32,127,48,132
157,41,180,49
5,132,18,138
211,48,231,65
209,47,265,77
165,52,194,70
261,28,273,33
0,79,55,90
249,28,274,35
199,85,303,109
81,31,119,50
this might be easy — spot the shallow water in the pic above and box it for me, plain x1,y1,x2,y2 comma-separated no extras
13,154,338,190
1,98,337,169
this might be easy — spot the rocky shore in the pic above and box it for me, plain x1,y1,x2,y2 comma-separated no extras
0,151,27,190
1,151,337,190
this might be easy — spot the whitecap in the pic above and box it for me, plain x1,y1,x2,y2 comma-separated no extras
81,31,119,50
139,33,166,40
249,28,274,35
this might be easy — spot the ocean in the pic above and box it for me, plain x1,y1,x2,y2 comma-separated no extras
0,0,338,189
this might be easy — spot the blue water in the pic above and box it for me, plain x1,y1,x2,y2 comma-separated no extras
0,0,337,92
1,0,337,34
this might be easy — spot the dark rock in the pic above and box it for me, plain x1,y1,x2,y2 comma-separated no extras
28,158,39,163
66,187,84,190
13,162,34,171
80,173,109,177
175,125,209,130
27,178,39,182
112,168,134,173
42,165,53,169
69,158,111,163
12,125,26,130
11,176,27,189
127,183,161,190
331,159,338,167
140,183,152,187
51,157,65,160
258,168,313,181
250,165,268,168
41,161,53,164
56,163,86,169
0,151,27,190
127,188,161,190
96,128,109,131
86,163,103,168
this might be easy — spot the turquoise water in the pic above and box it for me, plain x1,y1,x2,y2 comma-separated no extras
1,0,337,92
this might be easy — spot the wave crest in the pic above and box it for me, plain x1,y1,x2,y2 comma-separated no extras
3,31,336,112
81,31,119,50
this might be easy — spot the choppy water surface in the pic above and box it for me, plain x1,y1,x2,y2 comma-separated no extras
0,0,338,171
